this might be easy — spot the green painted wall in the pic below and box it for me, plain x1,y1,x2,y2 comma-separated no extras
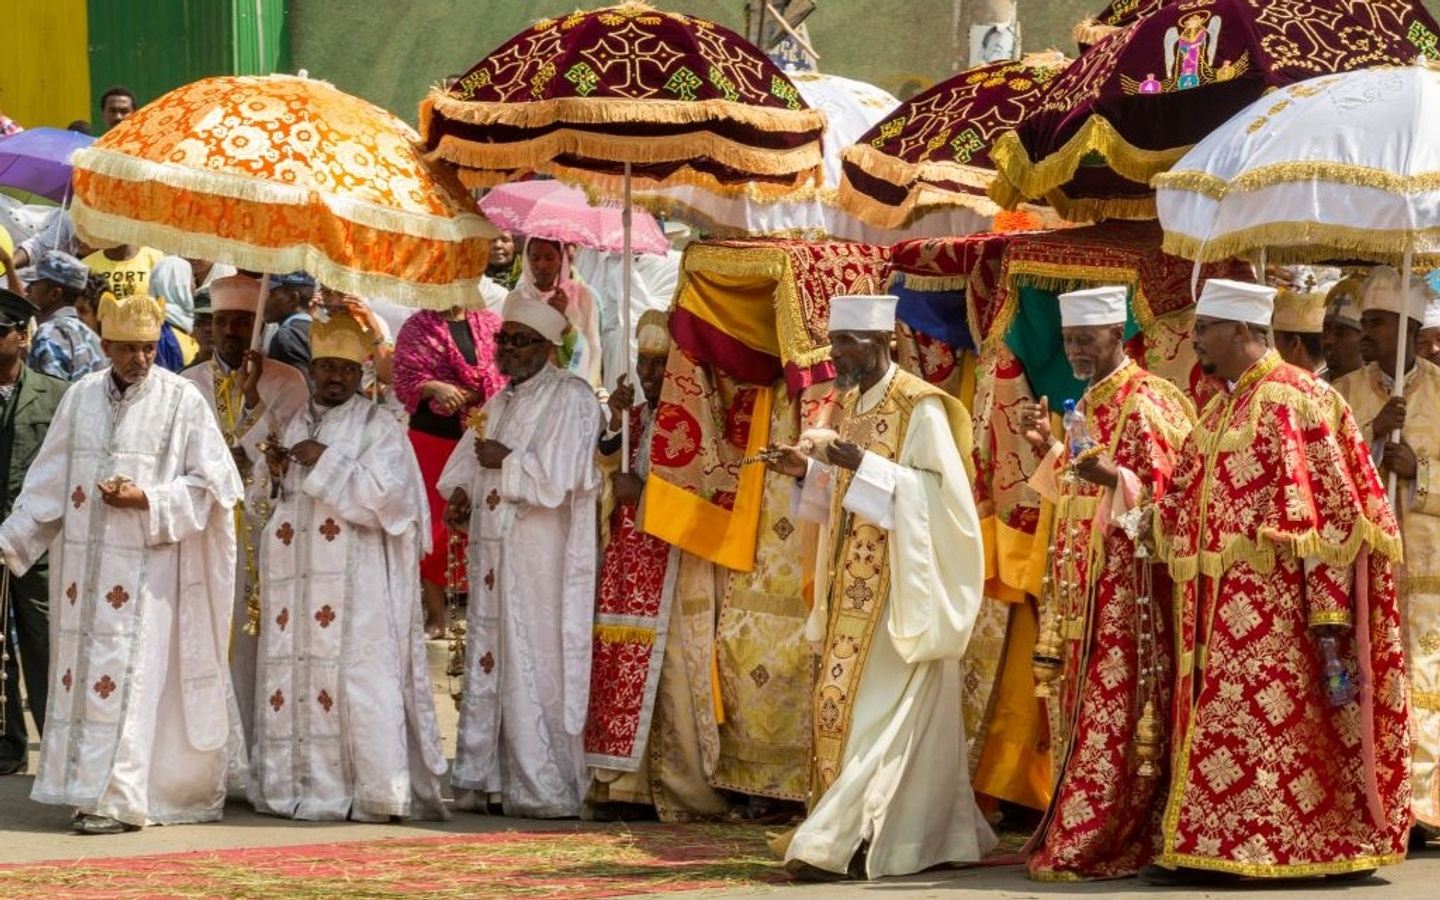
86,0,291,128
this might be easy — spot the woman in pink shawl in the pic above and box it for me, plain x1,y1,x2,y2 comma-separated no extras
394,302,506,636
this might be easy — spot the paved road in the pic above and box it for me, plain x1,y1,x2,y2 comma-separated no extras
3,764,1438,898
4,646,1438,896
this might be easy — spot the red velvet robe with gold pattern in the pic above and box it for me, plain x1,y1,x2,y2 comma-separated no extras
1156,351,1411,877
1027,361,1194,881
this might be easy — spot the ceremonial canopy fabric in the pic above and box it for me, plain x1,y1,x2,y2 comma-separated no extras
69,75,496,309
989,0,1440,221
838,55,1067,230
421,3,826,196
667,240,891,396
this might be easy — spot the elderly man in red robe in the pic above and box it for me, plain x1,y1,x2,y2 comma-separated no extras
1018,285,1194,880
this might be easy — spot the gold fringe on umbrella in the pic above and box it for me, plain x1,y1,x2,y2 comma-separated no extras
1073,18,1122,47
423,91,828,135
989,118,1189,206
429,129,824,185
1162,220,1440,266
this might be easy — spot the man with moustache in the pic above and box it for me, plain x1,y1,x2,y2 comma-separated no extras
1333,266,1440,848
250,309,446,822
438,293,603,818
0,290,242,833
765,294,995,880
1322,276,1366,382
1143,279,1411,884
1018,286,1193,880
182,275,308,743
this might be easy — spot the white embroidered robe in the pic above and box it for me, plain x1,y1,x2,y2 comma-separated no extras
0,368,242,826
786,364,996,878
437,363,603,818
184,356,309,743
249,394,448,821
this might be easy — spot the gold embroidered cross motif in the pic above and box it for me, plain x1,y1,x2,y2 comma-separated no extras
105,585,130,610
93,675,117,700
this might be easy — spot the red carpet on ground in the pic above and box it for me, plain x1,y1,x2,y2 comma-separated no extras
0,825,786,898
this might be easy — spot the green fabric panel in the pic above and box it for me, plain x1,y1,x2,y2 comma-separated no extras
1004,284,1140,407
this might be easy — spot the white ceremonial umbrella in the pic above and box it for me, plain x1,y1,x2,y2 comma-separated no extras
1154,62,1440,496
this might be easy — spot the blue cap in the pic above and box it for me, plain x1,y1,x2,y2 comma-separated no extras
34,250,90,291
266,271,315,289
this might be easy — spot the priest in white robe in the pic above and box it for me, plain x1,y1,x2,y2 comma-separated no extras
439,293,603,818
0,290,242,834
182,274,308,743
767,294,996,879
249,309,447,822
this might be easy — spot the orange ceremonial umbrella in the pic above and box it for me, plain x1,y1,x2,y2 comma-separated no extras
69,73,497,310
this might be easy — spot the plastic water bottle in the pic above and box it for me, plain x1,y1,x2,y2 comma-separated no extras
1062,399,1093,456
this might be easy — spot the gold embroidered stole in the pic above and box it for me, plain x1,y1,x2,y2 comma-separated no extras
812,375,924,796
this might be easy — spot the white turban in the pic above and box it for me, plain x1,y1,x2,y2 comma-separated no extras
502,293,567,345
1059,285,1127,327
210,275,263,314
829,294,897,333
1196,279,1276,327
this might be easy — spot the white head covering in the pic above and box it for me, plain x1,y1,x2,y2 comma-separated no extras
502,293,567,345
1059,285,1127,327
209,274,262,314
1425,296,1440,331
1196,279,1276,327
149,256,195,333
828,294,898,333
1362,265,1429,323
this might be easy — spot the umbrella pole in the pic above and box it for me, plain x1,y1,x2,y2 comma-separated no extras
251,274,273,352
1389,243,1414,506
621,162,633,475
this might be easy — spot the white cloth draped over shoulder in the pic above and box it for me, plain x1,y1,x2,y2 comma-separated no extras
786,364,995,878
184,355,310,743
249,394,448,821
438,363,603,818
0,368,243,826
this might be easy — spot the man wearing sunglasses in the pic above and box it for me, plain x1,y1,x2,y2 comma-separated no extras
439,293,603,819
0,289,69,778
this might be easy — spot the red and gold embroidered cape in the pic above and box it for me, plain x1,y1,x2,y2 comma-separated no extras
1155,351,1410,877
1029,361,1194,881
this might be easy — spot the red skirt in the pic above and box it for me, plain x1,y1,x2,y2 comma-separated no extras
408,428,467,590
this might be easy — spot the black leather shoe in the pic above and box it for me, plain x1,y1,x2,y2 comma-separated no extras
1326,869,1377,882
1139,864,1237,886
75,815,138,835
0,758,26,776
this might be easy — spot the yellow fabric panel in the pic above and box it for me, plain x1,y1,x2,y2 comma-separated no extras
971,599,1054,811
1,0,91,129
677,270,782,357
958,349,979,413
642,386,774,572
981,515,1033,604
